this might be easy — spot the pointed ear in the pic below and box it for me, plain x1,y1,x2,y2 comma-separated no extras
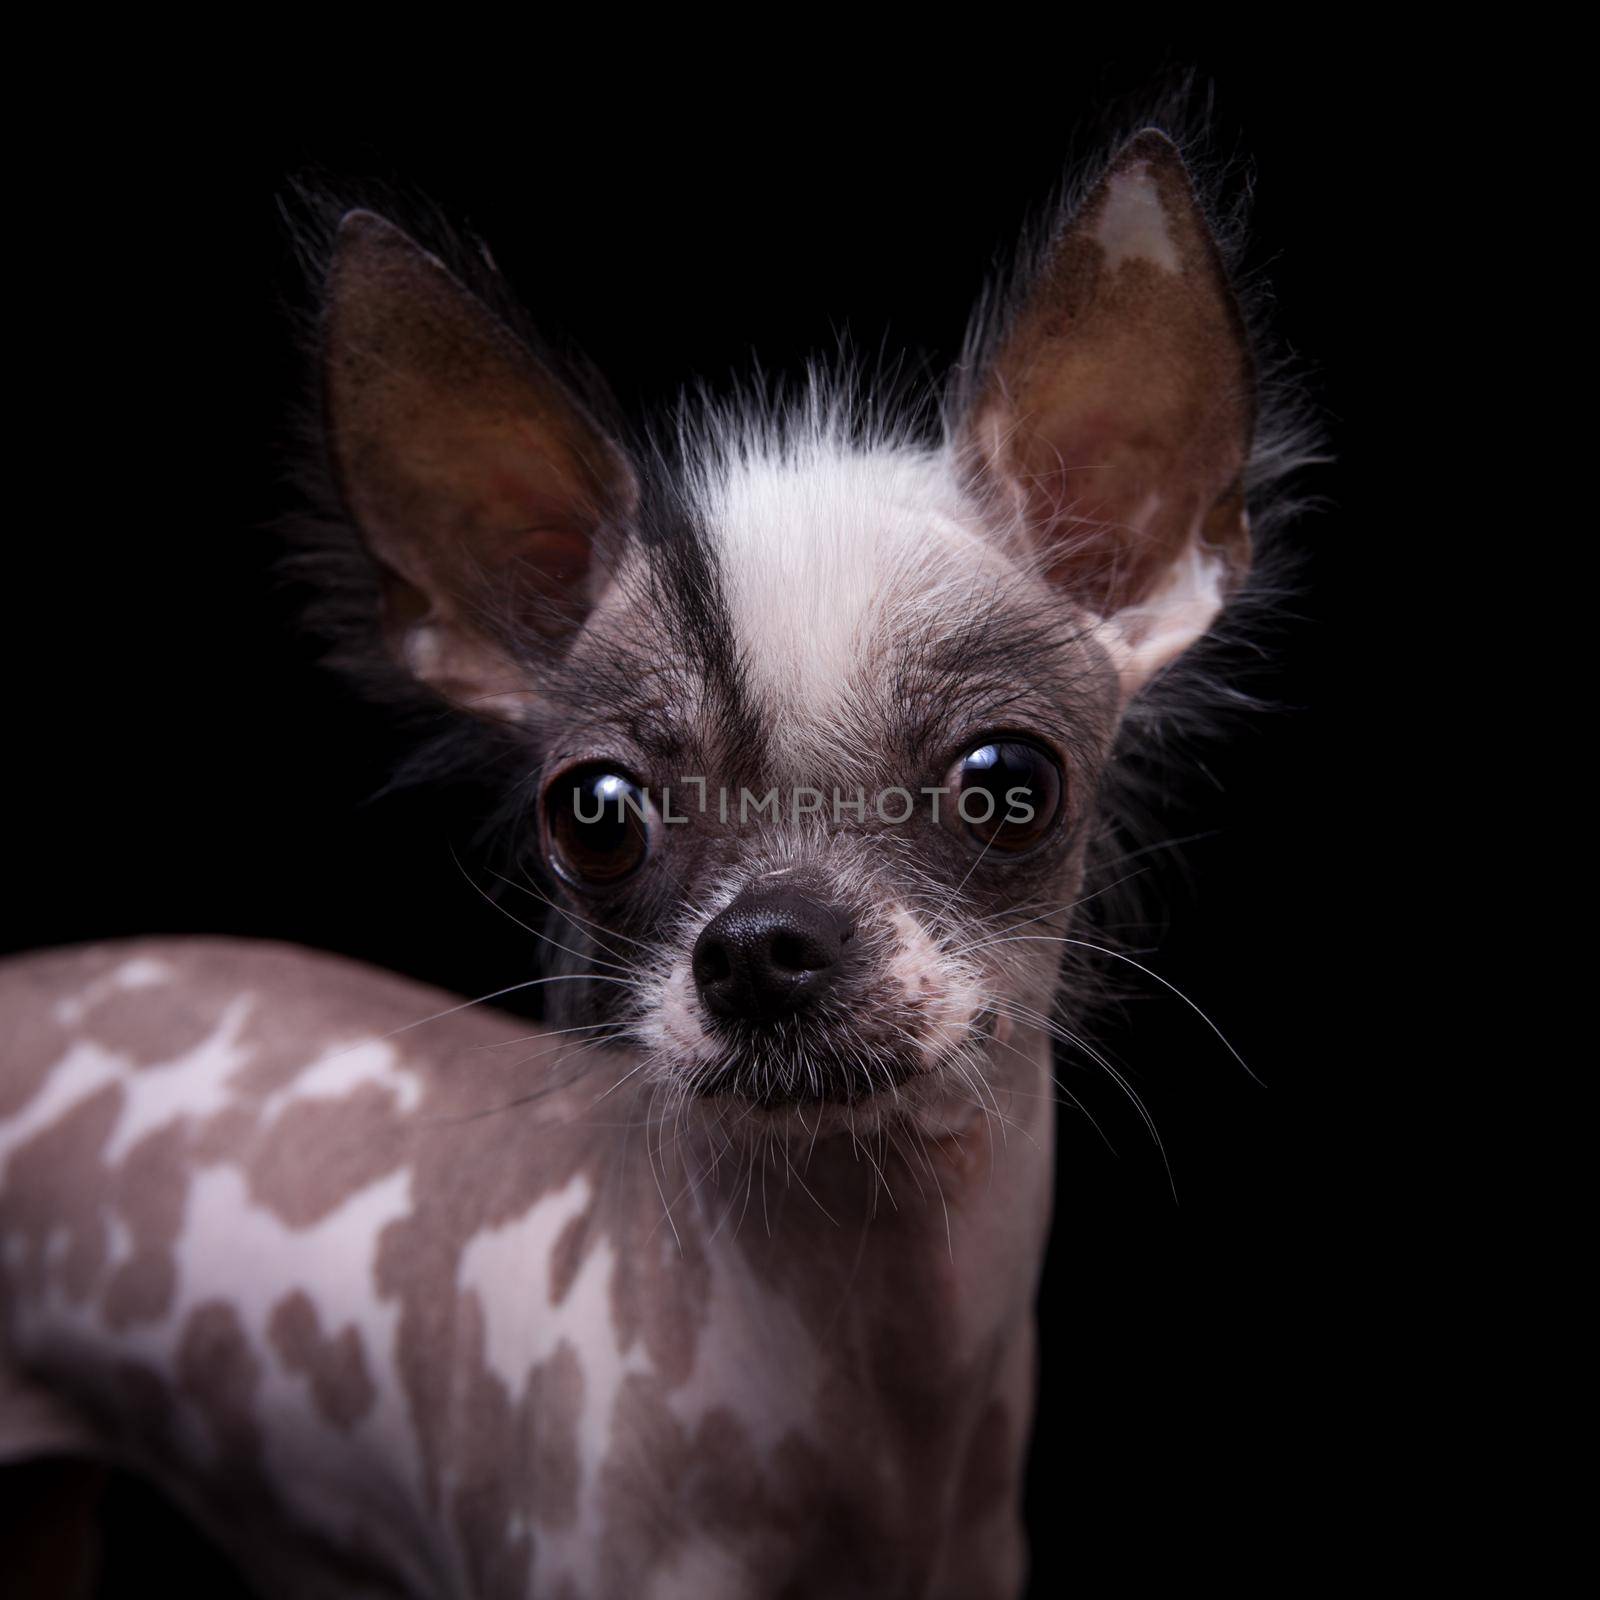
323,211,637,719
957,130,1255,694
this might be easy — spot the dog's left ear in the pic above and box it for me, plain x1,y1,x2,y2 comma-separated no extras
957,130,1255,695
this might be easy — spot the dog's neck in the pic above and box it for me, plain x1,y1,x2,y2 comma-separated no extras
0,940,1051,1599
605,1072,1054,1598
608,1026,1056,1419
425,1008,1057,1598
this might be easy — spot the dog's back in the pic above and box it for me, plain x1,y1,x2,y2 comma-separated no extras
0,940,593,1596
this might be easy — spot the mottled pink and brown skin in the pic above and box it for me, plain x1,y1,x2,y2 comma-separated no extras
0,937,1051,1598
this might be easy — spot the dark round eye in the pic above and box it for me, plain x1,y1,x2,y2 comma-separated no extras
542,765,653,887
947,739,1064,855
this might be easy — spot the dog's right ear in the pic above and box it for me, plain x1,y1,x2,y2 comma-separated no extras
323,211,637,720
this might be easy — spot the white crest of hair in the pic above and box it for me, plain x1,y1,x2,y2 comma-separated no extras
677,367,1018,767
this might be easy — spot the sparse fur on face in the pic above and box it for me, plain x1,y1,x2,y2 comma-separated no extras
292,115,1318,1155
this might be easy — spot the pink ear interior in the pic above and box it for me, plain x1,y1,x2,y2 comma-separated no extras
966,132,1255,620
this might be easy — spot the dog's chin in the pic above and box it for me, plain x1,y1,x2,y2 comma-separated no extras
682,1016,994,1119
690,1047,926,1110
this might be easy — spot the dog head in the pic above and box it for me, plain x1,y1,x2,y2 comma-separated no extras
318,132,1254,1125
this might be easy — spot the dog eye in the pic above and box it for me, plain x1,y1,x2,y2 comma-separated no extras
542,765,653,887
948,739,1063,854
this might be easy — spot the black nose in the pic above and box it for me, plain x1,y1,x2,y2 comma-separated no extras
692,887,851,1024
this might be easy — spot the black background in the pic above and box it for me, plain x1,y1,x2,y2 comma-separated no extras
9,50,1379,1595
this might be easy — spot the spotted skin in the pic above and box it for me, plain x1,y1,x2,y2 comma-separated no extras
1,938,1048,1598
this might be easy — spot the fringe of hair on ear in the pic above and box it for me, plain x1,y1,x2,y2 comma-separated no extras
945,72,1329,1028
267,173,644,838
